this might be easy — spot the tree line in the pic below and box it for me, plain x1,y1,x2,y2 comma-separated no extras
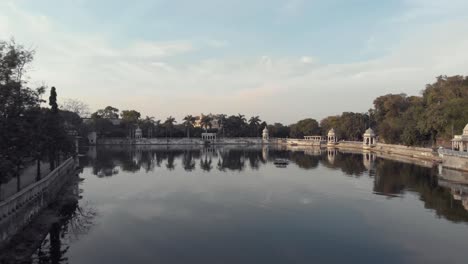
83,74,468,148
0,40,78,185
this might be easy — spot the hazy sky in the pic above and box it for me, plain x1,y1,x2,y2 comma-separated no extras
1,0,467,124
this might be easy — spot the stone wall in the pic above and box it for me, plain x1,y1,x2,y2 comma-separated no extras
97,137,263,145
336,141,363,150
270,138,323,147
439,149,468,172
0,158,76,246
372,143,437,161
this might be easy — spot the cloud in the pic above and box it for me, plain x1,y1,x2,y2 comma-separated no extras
1,1,467,124
128,41,193,58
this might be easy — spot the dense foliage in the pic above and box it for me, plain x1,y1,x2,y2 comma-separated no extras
0,40,76,184
86,74,468,147
317,76,468,146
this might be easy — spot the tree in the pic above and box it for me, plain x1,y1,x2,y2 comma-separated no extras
91,106,119,119
120,110,141,124
289,118,320,138
0,40,42,185
267,123,290,138
200,115,213,132
183,115,196,138
141,116,156,138
49,87,58,114
217,114,227,137
61,98,90,118
164,116,176,138
248,116,261,137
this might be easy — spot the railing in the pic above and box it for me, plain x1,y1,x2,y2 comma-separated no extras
0,157,75,222
438,148,468,158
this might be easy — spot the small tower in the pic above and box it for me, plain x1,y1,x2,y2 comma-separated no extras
88,131,97,145
262,126,269,143
135,126,143,139
363,128,376,149
327,128,337,146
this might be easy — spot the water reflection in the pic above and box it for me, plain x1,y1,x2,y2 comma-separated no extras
81,146,468,218
7,145,468,263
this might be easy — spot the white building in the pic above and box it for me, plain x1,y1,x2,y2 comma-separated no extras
194,114,222,130
452,123,468,152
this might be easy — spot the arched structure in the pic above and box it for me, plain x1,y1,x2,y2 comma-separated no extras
262,127,269,141
135,126,143,139
327,128,337,146
452,123,468,152
363,128,376,148
202,133,217,141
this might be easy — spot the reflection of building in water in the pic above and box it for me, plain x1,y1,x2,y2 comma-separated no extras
452,190,468,211
262,145,269,161
363,152,376,173
202,146,216,156
451,123,468,152
304,148,322,156
133,148,142,164
439,180,468,212
327,148,337,164
86,146,97,160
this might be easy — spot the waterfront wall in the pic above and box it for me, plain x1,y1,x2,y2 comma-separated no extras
0,158,76,246
270,138,323,147
336,141,363,150
438,149,468,172
372,143,437,161
97,137,263,145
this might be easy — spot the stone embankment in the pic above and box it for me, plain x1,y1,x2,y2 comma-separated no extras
94,137,466,171
270,138,322,147
97,137,263,145
0,157,77,247
438,149,468,172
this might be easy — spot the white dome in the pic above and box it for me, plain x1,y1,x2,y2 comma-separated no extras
263,127,268,133
464,123,468,135
327,128,335,136
364,128,376,136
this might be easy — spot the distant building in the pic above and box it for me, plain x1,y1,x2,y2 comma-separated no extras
452,123,468,152
193,114,222,130
135,126,143,139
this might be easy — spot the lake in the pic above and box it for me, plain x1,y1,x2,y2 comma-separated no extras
22,146,468,263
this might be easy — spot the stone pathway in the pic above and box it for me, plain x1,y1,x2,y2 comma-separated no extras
0,161,51,201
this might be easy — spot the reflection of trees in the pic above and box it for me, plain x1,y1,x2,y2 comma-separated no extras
165,153,176,170
217,150,246,171
32,180,97,264
245,151,266,170
182,151,196,171
320,152,367,177
374,159,468,223
289,152,319,169
200,155,213,172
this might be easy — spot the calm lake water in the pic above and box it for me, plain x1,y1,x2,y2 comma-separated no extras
25,146,468,263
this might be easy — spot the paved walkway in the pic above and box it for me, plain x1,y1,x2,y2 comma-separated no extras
0,161,51,202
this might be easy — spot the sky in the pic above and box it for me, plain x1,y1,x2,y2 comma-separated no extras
0,0,467,124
